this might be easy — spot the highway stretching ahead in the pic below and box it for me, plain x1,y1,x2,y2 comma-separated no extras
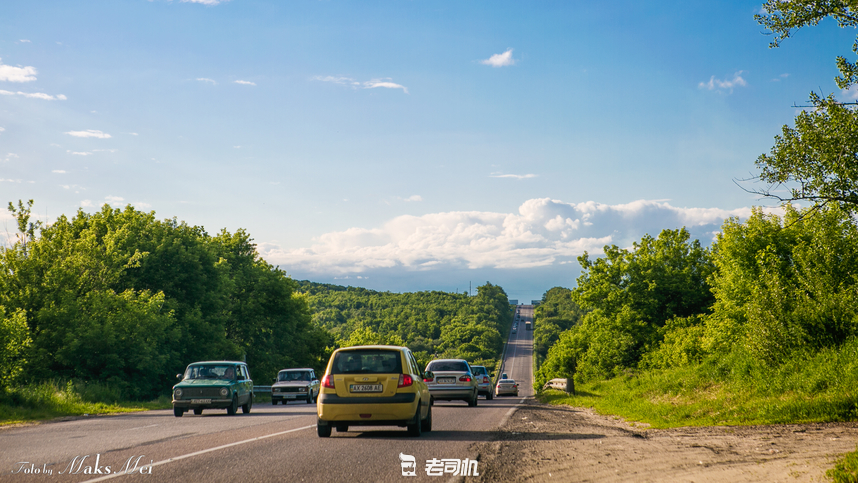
2,306,535,483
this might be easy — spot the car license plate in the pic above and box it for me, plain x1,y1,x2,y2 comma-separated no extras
438,377,456,384
286,394,296,399
191,399,210,404
350,384,382,393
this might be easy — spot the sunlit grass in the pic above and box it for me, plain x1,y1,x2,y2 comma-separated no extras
537,343,858,429
0,381,172,425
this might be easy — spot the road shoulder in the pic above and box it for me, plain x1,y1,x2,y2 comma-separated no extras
470,398,858,482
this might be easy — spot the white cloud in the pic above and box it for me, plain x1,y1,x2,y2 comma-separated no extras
196,78,217,85
258,198,766,275
363,79,409,94
311,76,359,86
401,195,423,202
65,130,111,138
4,153,19,162
105,196,125,207
0,58,37,82
0,178,22,183
133,202,152,209
0,127,4,132
313,75,408,93
93,149,118,153
52,170,66,173
481,49,515,68
234,80,256,86
128,132,139,136
18,40,31,43
67,151,92,156
0,89,66,100
182,0,228,4
698,71,747,93
490,173,537,179
80,200,94,208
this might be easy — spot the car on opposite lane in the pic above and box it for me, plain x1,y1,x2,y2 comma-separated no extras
272,368,320,405
172,361,253,417
316,345,432,437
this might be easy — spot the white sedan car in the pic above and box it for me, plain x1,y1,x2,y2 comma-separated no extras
495,378,519,396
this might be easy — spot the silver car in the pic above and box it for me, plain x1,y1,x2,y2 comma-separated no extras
271,368,320,405
469,365,494,400
424,359,479,407
495,378,519,397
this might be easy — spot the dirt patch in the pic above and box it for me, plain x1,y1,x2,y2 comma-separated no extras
471,399,858,482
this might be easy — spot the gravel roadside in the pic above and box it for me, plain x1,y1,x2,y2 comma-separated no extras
470,398,858,482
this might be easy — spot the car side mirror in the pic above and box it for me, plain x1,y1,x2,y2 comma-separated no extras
424,371,434,380
176,374,183,379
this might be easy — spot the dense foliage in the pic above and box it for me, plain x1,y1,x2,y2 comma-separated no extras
296,281,513,371
535,205,858,395
532,287,584,369
0,203,329,399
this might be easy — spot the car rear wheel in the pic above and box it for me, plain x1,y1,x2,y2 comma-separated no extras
242,394,252,414
193,408,203,415
306,394,313,404
468,391,478,407
317,419,331,438
487,391,493,400
421,403,432,433
173,407,184,417
227,395,238,415
407,405,423,437
335,424,348,432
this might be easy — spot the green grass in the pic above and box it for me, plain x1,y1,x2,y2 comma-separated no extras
0,381,172,426
828,446,858,483
536,343,858,429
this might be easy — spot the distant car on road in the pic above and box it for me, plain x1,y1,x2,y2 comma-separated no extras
470,365,494,400
172,361,253,417
496,378,519,397
424,359,479,406
272,368,320,405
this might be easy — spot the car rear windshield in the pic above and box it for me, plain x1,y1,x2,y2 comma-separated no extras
426,361,469,372
471,366,487,375
331,349,403,374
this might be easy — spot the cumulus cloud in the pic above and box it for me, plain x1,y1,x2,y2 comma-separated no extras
481,49,515,67
0,89,66,100
196,78,217,85
401,195,423,202
0,58,37,82
65,130,111,138
698,71,747,93
312,75,408,93
234,80,256,86
258,198,767,275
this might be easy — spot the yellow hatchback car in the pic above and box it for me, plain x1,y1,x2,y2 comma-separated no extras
317,345,432,437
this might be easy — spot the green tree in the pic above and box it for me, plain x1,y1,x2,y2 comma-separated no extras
752,2,858,210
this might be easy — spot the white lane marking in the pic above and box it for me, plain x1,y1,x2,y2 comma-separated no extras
126,424,159,431
80,424,316,482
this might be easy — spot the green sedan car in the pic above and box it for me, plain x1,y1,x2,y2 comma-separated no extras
172,361,253,417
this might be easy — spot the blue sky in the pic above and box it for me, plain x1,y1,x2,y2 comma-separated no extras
0,0,852,302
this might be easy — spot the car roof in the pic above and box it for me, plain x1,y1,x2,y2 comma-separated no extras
428,358,468,363
188,361,245,365
278,368,314,372
335,345,407,351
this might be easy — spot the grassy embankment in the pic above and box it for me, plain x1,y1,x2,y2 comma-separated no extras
0,381,172,426
537,341,858,429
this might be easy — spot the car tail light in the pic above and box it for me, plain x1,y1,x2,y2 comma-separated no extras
322,375,335,389
483,376,490,383
423,375,433,382
398,374,413,388
459,375,472,382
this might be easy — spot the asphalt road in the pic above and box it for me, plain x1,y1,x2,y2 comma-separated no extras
2,306,535,483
